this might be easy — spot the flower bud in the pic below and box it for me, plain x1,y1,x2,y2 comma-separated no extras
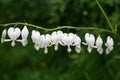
1,29,7,44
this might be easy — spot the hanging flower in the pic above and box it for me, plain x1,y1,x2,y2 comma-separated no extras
40,34,51,54
61,33,76,53
83,33,95,53
96,35,103,54
31,30,41,51
73,35,81,53
1,29,7,44
3,27,21,47
17,25,29,46
105,36,114,54
51,30,63,51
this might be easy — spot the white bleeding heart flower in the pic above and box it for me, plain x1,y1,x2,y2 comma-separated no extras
17,25,29,46
21,25,29,46
96,35,103,54
105,36,114,54
51,30,63,51
4,27,21,47
61,33,76,53
40,34,51,54
83,33,95,53
73,35,81,54
31,30,41,51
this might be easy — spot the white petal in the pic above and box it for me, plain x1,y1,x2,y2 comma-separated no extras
106,36,114,47
106,47,113,54
73,35,81,45
97,48,103,55
57,30,64,41
44,47,48,54
75,44,81,54
96,35,103,48
8,27,21,40
31,30,40,43
105,36,114,54
54,43,58,51
11,41,15,47
87,45,93,53
51,31,58,44
34,43,40,51
67,45,71,53
21,25,29,39
22,39,28,46
85,33,90,44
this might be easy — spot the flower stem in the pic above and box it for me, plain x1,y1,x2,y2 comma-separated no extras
0,22,120,39
96,0,115,33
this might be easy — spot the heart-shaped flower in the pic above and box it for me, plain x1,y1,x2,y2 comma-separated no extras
105,36,114,54
61,33,76,53
40,34,51,54
17,26,29,46
73,35,81,54
51,30,63,51
31,30,41,51
8,27,21,41
96,35,103,54
5,27,21,47
83,33,95,53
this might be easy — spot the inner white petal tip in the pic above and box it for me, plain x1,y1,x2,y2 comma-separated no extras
87,46,92,53
44,48,48,54
11,41,15,47
75,47,81,54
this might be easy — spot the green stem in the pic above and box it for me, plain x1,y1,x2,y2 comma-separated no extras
96,0,114,32
0,22,120,38
0,22,47,31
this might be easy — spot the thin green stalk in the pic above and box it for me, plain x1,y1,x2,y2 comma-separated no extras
0,22,47,31
96,0,114,32
0,22,120,39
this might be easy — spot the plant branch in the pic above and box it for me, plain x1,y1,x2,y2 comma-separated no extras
96,0,114,33
0,22,120,38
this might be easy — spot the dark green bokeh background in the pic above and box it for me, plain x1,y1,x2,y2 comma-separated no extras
0,0,120,80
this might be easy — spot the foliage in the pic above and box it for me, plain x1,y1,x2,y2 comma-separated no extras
0,0,120,80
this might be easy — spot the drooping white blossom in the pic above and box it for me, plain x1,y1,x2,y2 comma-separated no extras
83,33,95,53
73,35,81,53
51,30,63,51
31,30,41,51
105,36,114,54
3,27,21,47
96,35,103,54
61,33,76,53
21,25,29,46
1,26,115,55
17,26,29,46
40,34,51,54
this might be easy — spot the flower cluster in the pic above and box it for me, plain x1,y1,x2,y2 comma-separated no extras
1,26,29,47
31,30,81,54
1,26,114,54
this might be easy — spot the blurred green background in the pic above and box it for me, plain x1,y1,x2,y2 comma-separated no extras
0,0,120,80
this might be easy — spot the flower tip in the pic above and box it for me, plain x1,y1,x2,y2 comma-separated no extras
44,48,48,54
97,48,103,55
11,41,15,47
75,47,81,54
67,48,71,53
54,45,58,51
22,40,28,46
87,46,92,53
